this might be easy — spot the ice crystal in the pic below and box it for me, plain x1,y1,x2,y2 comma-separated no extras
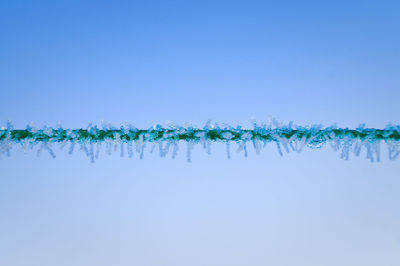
0,121,399,163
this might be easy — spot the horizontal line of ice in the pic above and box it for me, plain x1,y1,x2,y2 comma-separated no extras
0,121,399,162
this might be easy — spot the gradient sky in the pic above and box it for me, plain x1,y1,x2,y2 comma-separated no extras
1,1,400,266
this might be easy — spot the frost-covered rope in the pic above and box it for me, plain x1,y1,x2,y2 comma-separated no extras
0,121,399,162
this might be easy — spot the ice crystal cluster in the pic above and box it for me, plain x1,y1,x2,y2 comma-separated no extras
0,121,399,163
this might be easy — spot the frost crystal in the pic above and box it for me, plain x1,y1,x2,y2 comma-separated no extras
0,121,399,163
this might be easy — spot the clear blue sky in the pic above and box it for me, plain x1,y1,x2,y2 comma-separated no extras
1,1,399,266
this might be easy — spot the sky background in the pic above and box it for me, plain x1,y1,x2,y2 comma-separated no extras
0,0,400,265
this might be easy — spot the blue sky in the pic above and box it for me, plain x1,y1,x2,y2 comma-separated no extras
0,1,400,265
